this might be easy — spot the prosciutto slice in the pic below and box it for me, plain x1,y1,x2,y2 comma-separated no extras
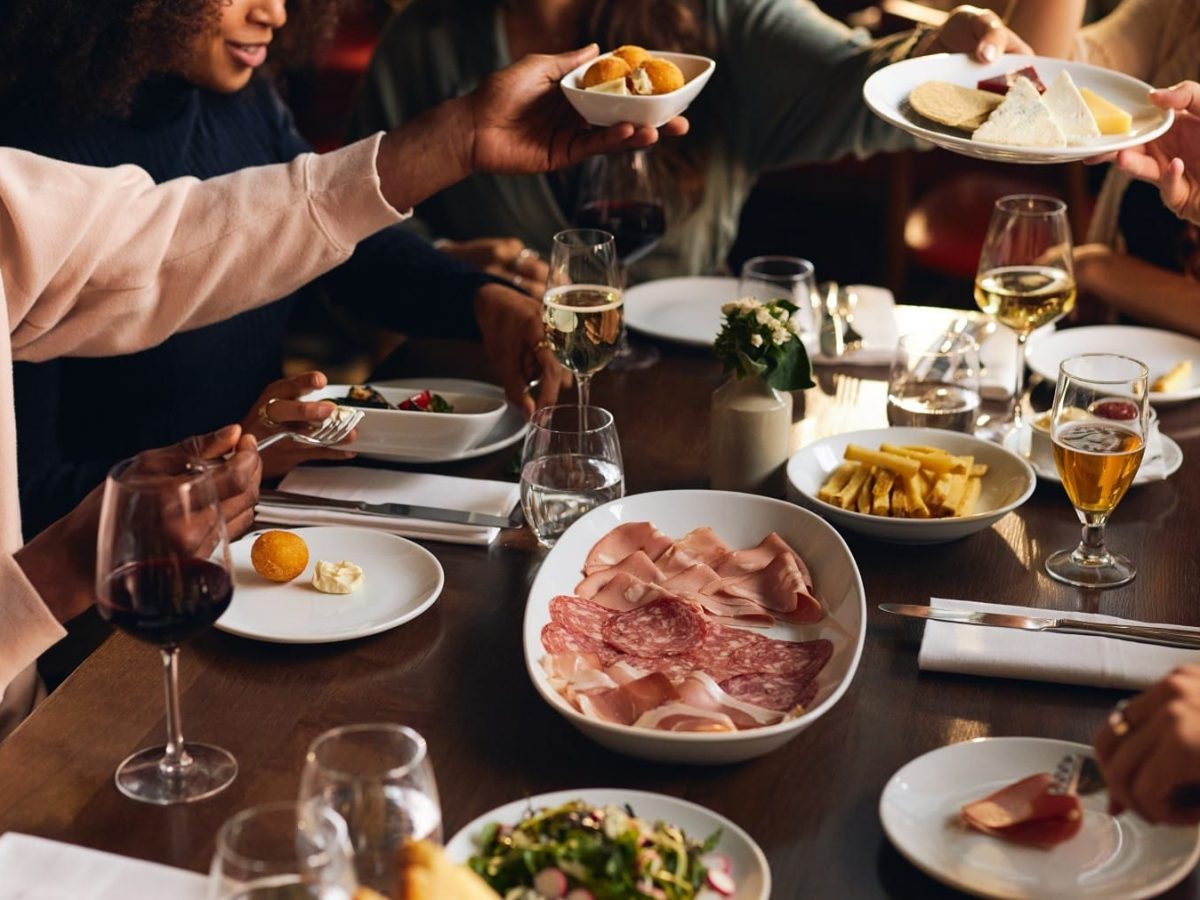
633,702,738,733
577,672,680,726
961,773,1082,848
575,551,664,599
704,553,823,623
583,522,674,575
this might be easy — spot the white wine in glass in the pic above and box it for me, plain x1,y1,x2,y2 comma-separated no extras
975,195,1076,436
1045,353,1148,589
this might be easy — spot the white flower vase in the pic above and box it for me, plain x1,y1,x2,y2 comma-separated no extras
710,375,793,496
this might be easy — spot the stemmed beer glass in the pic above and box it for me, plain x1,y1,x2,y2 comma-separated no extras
975,195,1076,437
1045,353,1149,588
542,228,623,410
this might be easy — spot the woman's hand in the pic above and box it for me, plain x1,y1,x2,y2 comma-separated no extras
441,237,549,296
1108,82,1200,226
916,5,1032,63
240,372,356,478
474,282,571,417
1095,666,1200,825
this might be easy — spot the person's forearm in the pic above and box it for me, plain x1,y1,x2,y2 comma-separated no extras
12,501,98,627
1078,253,1200,336
376,97,474,215
1004,0,1086,58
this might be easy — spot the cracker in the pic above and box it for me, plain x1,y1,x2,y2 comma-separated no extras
909,81,1003,132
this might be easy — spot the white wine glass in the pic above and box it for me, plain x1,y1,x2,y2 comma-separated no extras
95,455,236,805
208,802,358,900
543,228,623,410
975,195,1075,438
1045,353,1148,588
299,724,442,893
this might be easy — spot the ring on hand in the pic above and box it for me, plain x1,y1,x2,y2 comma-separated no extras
258,398,284,429
1109,699,1132,738
512,274,526,292
515,247,541,265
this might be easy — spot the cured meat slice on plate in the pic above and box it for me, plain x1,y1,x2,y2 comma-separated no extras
583,522,674,575
713,532,815,592
582,572,675,613
730,635,832,678
960,773,1082,848
541,623,622,667
609,652,700,684
705,553,823,623
633,702,739,733
601,596,708,656
676,672,786,727
654,527,732,577
719,671,821,713
684,620,772,680
549,595,614,638
661,563,720,594
577,672,680,726
575,550,664,598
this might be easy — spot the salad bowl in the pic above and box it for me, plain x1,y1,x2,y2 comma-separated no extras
523,489,866,765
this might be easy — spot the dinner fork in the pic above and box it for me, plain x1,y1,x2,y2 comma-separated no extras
836,287,864,351
256,406,363,451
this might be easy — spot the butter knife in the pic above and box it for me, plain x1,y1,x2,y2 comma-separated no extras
879,603,1200,650
259,489,523,529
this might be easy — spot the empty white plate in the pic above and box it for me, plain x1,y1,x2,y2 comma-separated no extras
880,737,1200,899
218,526,444,643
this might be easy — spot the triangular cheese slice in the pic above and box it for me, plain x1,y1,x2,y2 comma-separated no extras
972,76,1066,148
1043,70,1100,144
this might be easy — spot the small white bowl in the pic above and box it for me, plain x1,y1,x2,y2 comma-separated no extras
561,51,716,128
303,384,506,459
786,427,1035,545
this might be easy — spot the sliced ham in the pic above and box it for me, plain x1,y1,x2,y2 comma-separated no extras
685,593,776,629
961,773,1083,848
676,672,785,728
705,553,823,623
634,702,739,733
654,527,732,577
576,672,680,726
585,572,673,613
575,551,664,599
661,563,720,594
713,532,814,591
583,522,674,575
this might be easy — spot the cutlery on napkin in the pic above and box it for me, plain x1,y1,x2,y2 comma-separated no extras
905,598,1200,690
255,467,520,546
808,285,898,365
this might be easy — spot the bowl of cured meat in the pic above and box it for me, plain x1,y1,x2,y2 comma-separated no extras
524,489,866,764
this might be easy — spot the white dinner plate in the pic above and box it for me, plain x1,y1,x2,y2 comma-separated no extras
1026,326,1200,405
880,737,1200,899
524,490,866,764
217,526,444,643
362,378,528,463
445,788,770,900
623,276,897,359
863,54,1173,164
1005,430,1183,486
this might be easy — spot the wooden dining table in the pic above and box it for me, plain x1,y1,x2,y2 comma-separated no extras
2,324,1199,898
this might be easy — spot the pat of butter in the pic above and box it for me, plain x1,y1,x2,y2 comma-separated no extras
1079,88,1132,135
312,559,364,595
586,76,629,96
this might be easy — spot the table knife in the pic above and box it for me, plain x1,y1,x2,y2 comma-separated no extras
258,489,523,529
879,603,1200,650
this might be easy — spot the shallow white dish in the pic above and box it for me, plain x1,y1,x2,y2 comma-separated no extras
446,788,770,899
786,427,1036,544
524,489,866,764
561,51,715,128
303,381,506,460
1026,326,1200,405
880,737,1200,899
863,54,1173,164
218,526,444,643
1006,429,1183,486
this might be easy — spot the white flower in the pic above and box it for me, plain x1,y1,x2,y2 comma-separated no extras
755,308,772,325
774,306,789,321
770,325,790,346
750,333,764,347
787,313,804,335
721,301,739,316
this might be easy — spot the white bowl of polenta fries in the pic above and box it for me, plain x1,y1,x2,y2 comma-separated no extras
786,427,1035,544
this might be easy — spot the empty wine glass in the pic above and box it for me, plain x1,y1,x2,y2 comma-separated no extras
738,256,817,338
208,802,358,900
520,405,625,547
95,455,236,805
542,228,623,410
575,149,667,370
299,724,441,893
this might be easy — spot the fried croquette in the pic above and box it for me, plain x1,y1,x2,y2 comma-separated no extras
638,58,685,95
612,45,651,69
582,56,631,88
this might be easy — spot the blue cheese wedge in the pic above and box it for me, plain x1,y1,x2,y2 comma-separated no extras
1043,70,1100,144
972,76,1066,148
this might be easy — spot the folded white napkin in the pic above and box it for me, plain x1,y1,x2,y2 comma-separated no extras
807,285,898,366
1137,420,1169,481
256,466,520,546
918,597,1200,691
0,833,206,899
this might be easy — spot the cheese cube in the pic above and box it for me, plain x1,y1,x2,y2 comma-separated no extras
1080,88,1132,135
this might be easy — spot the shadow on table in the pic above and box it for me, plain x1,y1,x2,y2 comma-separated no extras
876,839,976,899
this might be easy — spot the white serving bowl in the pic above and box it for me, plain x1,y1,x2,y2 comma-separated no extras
786,427,1035,545
303,384,506,459
561,51,716,128
524,489,866,764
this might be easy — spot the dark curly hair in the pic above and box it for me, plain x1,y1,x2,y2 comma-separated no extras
0,0,355,121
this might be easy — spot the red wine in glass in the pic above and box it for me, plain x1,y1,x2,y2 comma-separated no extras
100,558,233,646
575,199,666,266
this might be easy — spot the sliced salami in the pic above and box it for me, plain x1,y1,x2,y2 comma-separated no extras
549,595,614,639
612,653,700,684
541,623,621,667
601,596,707,656
730,637,832,678
719,671,820,713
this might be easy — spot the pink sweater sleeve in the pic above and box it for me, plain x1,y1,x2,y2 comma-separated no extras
5,134,405,362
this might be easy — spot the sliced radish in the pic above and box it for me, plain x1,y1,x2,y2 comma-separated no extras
703,853,733,874
533,867,569,898
707,868,736,896
565,891,594,900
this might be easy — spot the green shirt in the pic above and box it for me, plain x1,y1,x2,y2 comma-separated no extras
348,0,919,282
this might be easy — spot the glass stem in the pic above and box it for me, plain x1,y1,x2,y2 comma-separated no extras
1013,333,1029,429
1077,519,1108,561
577,373,592,410
159,647,192,777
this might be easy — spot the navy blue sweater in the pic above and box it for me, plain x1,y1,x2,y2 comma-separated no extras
8,77,489,536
